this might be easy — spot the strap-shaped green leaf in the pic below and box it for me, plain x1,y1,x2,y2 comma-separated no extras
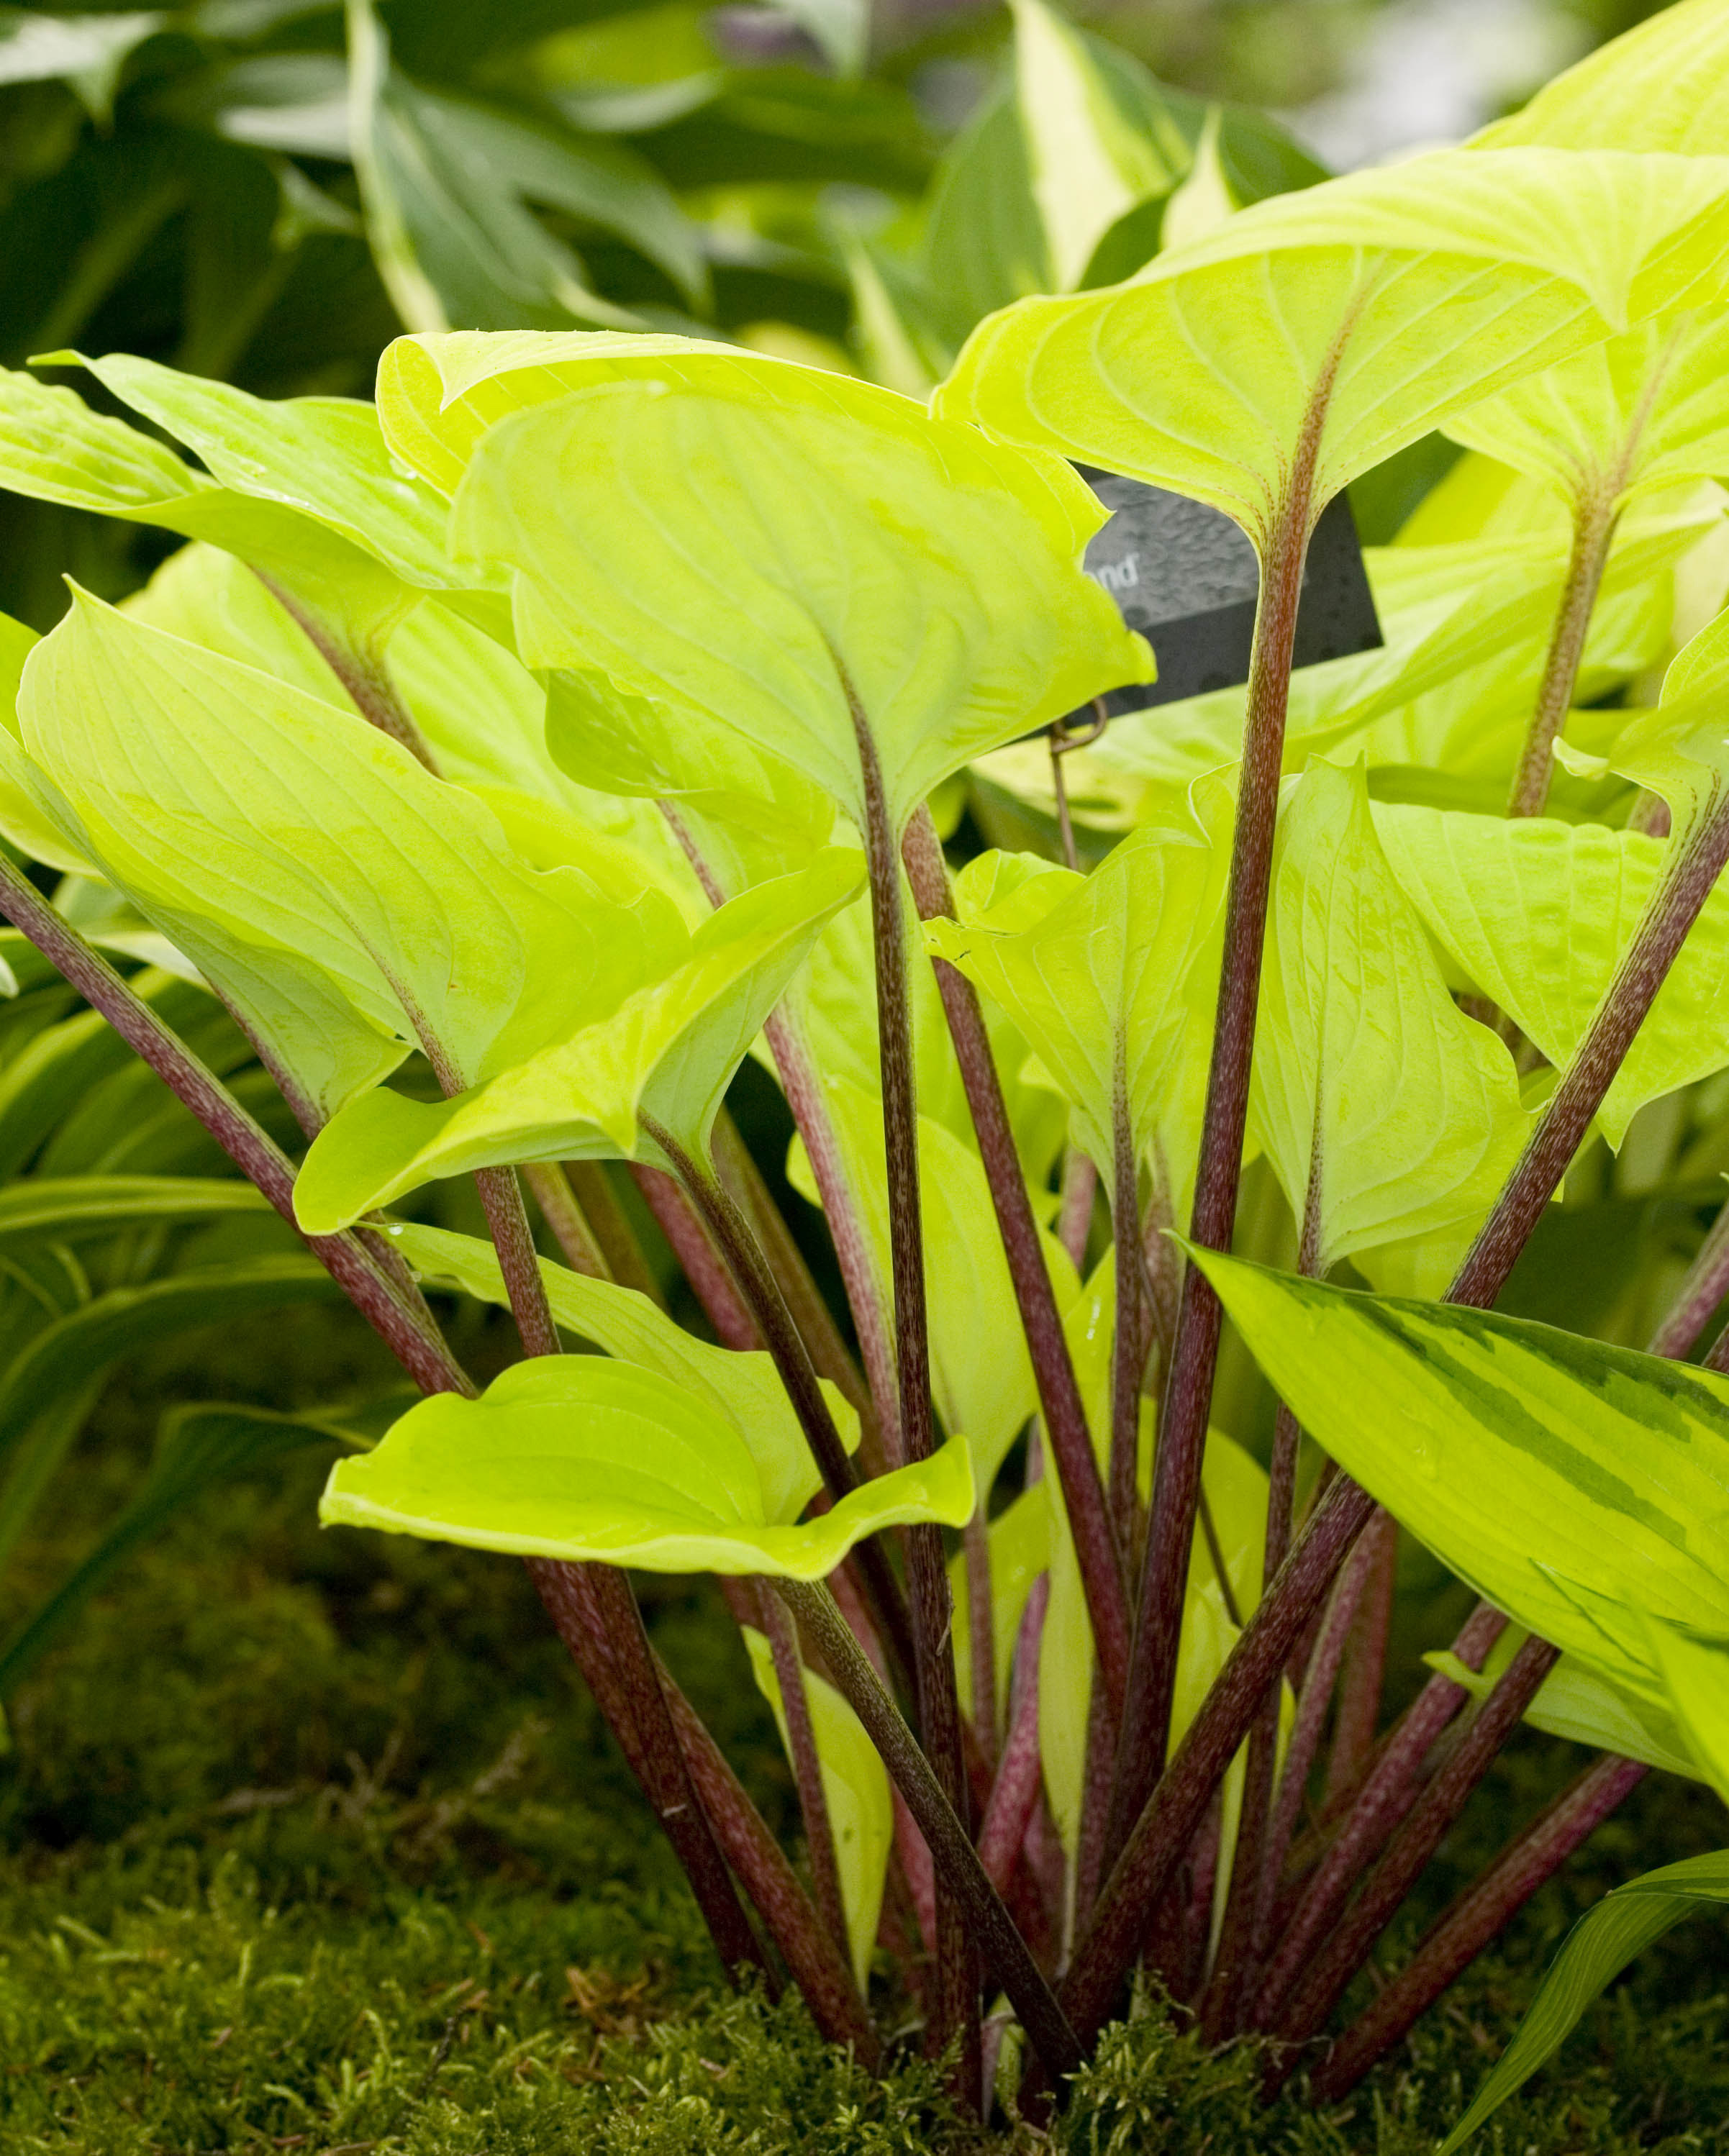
19,589,691,1115
382,1219,856,1525
320,1359,974,1579
0,1400,355,1698
743,1626,891,1991
1188,1247,1729,1705
1007,0,1187,291
1438,1848,1729,2152
0,1175,270,1246
293,850,864,1231
441,345,1152,836
1251,760,1529,1286
935,148,1729,544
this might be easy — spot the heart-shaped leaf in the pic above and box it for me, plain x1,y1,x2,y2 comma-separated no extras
1374,609,1729,1147
0,361,459,686
1475,0,1729,156
321,1358,974,1579
381,1218,856,1524
122,541,699,908
1447,313,1729,527
17,589,691,1115
294,850,865,1232
1250,760,1530,1286
924,779,1230,1190
442,345,1153,837
936,148,1729,545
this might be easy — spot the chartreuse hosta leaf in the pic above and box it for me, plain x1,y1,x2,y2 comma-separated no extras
1250,762,1529,1291
320,1360,973,1579
1428,1627,1700,1784
294,850,864,1232
925,781,1230,1196
0,362,462,681
1446,314,1729,532
1375,611,1729,1149
448,365,1151,842
1475,0,1729,156
15,590,699,1118
935,148,1729,546
1189,1250,1729,1709
42,350,455,593
378,1220,857,1524
121,543,699,909
743,1627,891,1992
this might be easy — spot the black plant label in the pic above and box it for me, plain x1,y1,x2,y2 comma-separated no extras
1073,468,1383,719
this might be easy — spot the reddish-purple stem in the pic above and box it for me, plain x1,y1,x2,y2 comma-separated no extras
527,1555,771,1990
1062,1473,1378,2045
845,699,978,2094
646,1121,918,1698
631,1161,763,1350
1311,1751,1648,2100
902,806,1131,1728
978,1576,1049,1892
759,1581,850,1968
1254,1519,1381,1937
1266,1634,1561,2075
1250,1598,1507,2031
1653,1196,1729,1358
0,858,468,1396
1323,1510,1398,1811
1111,455,1322,1861
1058,1150,1098,1269
964,1510,997,1773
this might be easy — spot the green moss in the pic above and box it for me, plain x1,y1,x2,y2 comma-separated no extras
2,1317,1728,2152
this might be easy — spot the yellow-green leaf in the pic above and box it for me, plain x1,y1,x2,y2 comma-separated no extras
294,852,865,1231
935,148,1729,545
443,343,1152,836
1189,1249,1729,1708
381,1219,857,1525
743,1626,892,1991
320,1359,974,1580
1250,760,1529,1284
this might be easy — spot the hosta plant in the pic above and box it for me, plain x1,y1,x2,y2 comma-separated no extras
6,5,1729,2141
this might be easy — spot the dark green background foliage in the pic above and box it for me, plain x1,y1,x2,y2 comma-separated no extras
0,1,1720,2150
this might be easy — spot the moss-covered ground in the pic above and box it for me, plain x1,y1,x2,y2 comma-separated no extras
4,1304,1728,2153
